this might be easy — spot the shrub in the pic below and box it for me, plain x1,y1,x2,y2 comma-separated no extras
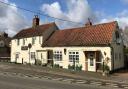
68,64,82,71
53,64,60,68
104,65,110,71
35,59,42,65
68,64,74,70
101,64,110,72
76,64,82,71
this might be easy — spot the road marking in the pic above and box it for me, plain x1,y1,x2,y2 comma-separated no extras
105,82,111,85
52,78,63,81
113,85,119,88
76,81,86,84
122,85,128,87
75,80,87,84
61,79,74,83
33,76,39,79
43,76,52,79
96,83,102,86
24,75,29,77
1,71,128,89
93,82,102,84
111,83,118,86
124,87,128,89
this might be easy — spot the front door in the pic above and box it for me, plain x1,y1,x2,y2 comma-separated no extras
88,53,96,72
47,50,53,66
15,53,19,63
37,51,47,64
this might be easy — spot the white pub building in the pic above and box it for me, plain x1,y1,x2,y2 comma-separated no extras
11,15,124,72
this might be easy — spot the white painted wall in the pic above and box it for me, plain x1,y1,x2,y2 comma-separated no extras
11,36,44,64
11,38,112,72
42,47,111,71
11,25,124,72
11,26,57,64
111,28,124,70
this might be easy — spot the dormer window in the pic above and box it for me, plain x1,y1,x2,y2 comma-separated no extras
115,31,121,44
115,31,119,39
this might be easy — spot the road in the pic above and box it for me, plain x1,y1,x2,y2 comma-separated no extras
0,73,109,89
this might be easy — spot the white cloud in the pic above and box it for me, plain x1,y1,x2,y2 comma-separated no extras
99,10,128,29
41,2,66,19
41,0,128,31
0,0,29,36
97,10,128,46
121,0,128,4
41,0,95,29
117,10,128,17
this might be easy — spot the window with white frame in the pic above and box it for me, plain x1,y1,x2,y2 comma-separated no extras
69,51,79,62
31,52,35,60
53,51,62,61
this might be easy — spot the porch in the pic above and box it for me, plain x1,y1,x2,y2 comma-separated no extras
84,51,103,72
36,50,53,66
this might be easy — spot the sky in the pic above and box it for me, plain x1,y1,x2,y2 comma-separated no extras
0,0,128,36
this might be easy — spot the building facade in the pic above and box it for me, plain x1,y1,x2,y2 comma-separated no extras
11,16,124,72
11,15,59,64
0,32,11,61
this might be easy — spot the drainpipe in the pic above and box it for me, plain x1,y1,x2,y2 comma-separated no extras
73,59,75,71
29,48,30,64
111,47,114,71
103,61,104,72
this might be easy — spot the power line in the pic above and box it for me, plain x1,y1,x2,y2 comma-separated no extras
0,1,84,25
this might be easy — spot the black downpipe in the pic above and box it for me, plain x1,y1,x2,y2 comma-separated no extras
111,47,114,72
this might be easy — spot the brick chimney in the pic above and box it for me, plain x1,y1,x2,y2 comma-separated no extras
85,18,92,27
32,15,40,28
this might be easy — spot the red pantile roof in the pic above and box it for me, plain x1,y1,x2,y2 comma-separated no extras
13,22,57,39
43,21,117,47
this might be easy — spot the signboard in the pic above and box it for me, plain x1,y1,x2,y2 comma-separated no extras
21,46,28,50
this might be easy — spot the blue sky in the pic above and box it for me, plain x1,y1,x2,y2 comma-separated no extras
0,0,128,36
9,0,128,19
9,0,126,14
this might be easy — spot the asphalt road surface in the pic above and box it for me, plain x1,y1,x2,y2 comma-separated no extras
0,73,110,89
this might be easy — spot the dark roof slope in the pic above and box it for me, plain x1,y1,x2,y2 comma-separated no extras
13,22,57,39
0,37,11,47
43,21,117,47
